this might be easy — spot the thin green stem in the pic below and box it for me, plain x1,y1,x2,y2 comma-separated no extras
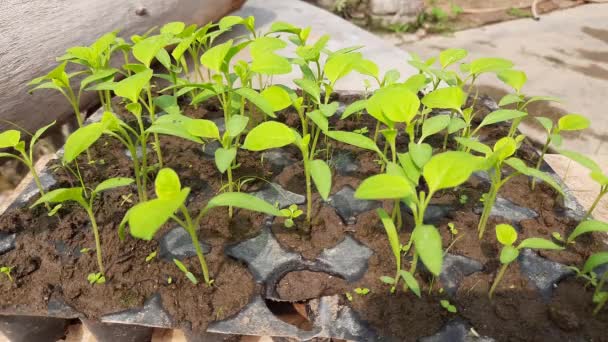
181,206,211,285
29,165,50,211
146,87,163,168
86,207,104,275
478,169,500,239
303,157,312,225
531,135,552,190
489,263,509,299
584,187,607,220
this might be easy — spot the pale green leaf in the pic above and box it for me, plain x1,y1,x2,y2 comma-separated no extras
567,220,608,243
155,168,182,199
421,86,465,112
399,270,421,297
583,252,608,274
243,121,295,151
226,115,249,137
377,208,400,265
261,86,291,111
185,119,220,139
94,177,133,194
409,142,432,169
413,225,443,276
496,223,518,246
557,114,590,131
479,109,527,129
294,78,320,104
340,99,367,120
63,123,103,163
31,188,86,208
500,245,519,264
236,88,276,118
439,48,467,68
133,35,170,67
469,57,513,75
325,131,382,156
497,69,527,92
518,238,564,250
113,69,153,103
204,192,283,217
420,114,450,142
201,40,233,72
499,94,524,107
0,130,21,149
504,158,564,196
423,151,482,193
355,174,414,199
126,189,190,240
310,159,332,200
215,147,237,174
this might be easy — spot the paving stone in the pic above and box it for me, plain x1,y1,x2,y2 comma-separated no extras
101,293,173,328
518,249,574,299
262,150,297,174
0,232,16,255
316,235,373,282
474,197,538,222
420,319,494,342
252,183,305,209
158,226,211,262
328,186,380,225
9,171,56,209
332,150,359,176
403,204,453,224
440,253,484,297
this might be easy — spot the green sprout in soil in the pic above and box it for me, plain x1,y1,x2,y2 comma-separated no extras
145,251,157,263
569,252,608,315
0,266,14,282
173,259,199,285
120,168,287,285
489,224,563,299
280,204,304,228
440,299,457,313
354,287,370,296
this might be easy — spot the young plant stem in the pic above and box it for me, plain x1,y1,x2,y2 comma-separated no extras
478,169,501,239
303,157,313,225
30,166,50,211
489,263,509,299
86,207,104,275
531,135,552,190
181,206,211,285
146,87,163,168
584,186,608,220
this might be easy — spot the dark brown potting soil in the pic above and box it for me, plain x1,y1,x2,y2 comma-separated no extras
0,94,606,340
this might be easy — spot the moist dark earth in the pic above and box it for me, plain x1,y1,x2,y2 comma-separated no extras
0,93,606,340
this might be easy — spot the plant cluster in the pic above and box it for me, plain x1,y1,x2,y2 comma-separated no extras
0,15,606,317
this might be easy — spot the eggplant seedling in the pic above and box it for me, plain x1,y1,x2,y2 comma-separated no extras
120,168,286,285
565,220,608,244
0,122,56,210
569,252,608,315
0,266,13,282
531,114,590,190
440,299,457,313
31,177,134,283
489,223,563,299
173,259,199,285
280,204,304,228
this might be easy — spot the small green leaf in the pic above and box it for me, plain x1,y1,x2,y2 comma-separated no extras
0,130,21,149
236,88,276,118
402,74,428,93
355,174,414,199
31,188,86,208
421,86,465,112
500,245,520,264
155,168,182,199
398,152,421,185
378,208,400,266
243,121,295,151
325,131,382,156
413,225,443,276
215,147,237,174
201,40,233,72
205,192,283,217
535,117,554,133
518,238,564,250
161,21,186,35
439,48,467,69
499,94,525,107
133,35,170,67
185,119,220,139
310,159,332,200
399,270,421,297
440,300,457,313
155,95,181,116
261,86,291,111
126,189,190,240
250,37,291,75
380,276,396,285
340,99,367,120
225,115,249,138
447,117,467,134
558,149,602,174
557,114,590,131
496,223,518,246
147,115,202,144
567,220,608,243
455,137,492,155
504,158,564,196
478,109,527,129
113,69,153,103
497,69,527,92
493,137,517,161
583,252,608,274
409,143,433,169
307,110,329,132
145,251,158,262
94,177,133,194
63,123,103,163
423,152,482,193
294,78,321,104
469,57,513,76
420,115,450,142
324,52,363,84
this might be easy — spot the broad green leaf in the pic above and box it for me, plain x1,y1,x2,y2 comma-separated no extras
204,192,283,217
421,86,465,112
380,276,396,285
113,69,153,103
0,130,21,148
219,16,243,30
215,147,237,173
320,102,339,117
409,142,432,169
386,161,407,178
155,168,182,199
447,117,467,134
382,69,401,85
558,149,602,174
523,96,562,108
324,52,363,84
126,188,190,240
367,86,420,124
420,114,450,142
155,48,172,71
325,131,382,156
378,208,400,265
340,99,367,120
31,187,86,208
155,95,181,116
567,220,608,243
355,174,413,199
402,74,428,93
583,252,608,274
504,158,564,196
236,88,276,118
63,123,103,163
398,152,421,184
478,109,527,129
226,115,249,137
469,57,513,76
492,137,517,161
133,35,170,67
535,117,553,133
161,21,186,35
557,114,590,131
496,223,517,246
399,270,421,298
94,177,133,194
499,94,525,107
147,115,202,144
455,137,492,155
80,68,117,90
500,245,519,264
201,40,233,72
497,69,527,92
518,238,564,250
185,119,220,139
310,159,331,200
261,86,291,111
296,34,330,61
30,121,56,152
413,225,443,276
591,171,608,185
423,151,481,193
294,78,321,104
355,58,379,79
439,48,467,68
243,121,295,151
250,37,291,75
308,110,329,132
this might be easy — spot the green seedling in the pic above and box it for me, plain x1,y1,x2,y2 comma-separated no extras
440,299,457,313
0,266,14,282
145,251,158,262
243,121,332,226
558,149,608,220
80,247,92,254
354,287,370,296
447,222,458,236
345,292,353,301
457,136,563,239
565,220,608,244
173,259,199,285
459,194,468,204
167,277,173,285
531,114,590,190
120,168,286,285
569,252,608,315
0,122,56,210
489,223,563,299
359,151,483,286
31,177,134,282
280,204,304,228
